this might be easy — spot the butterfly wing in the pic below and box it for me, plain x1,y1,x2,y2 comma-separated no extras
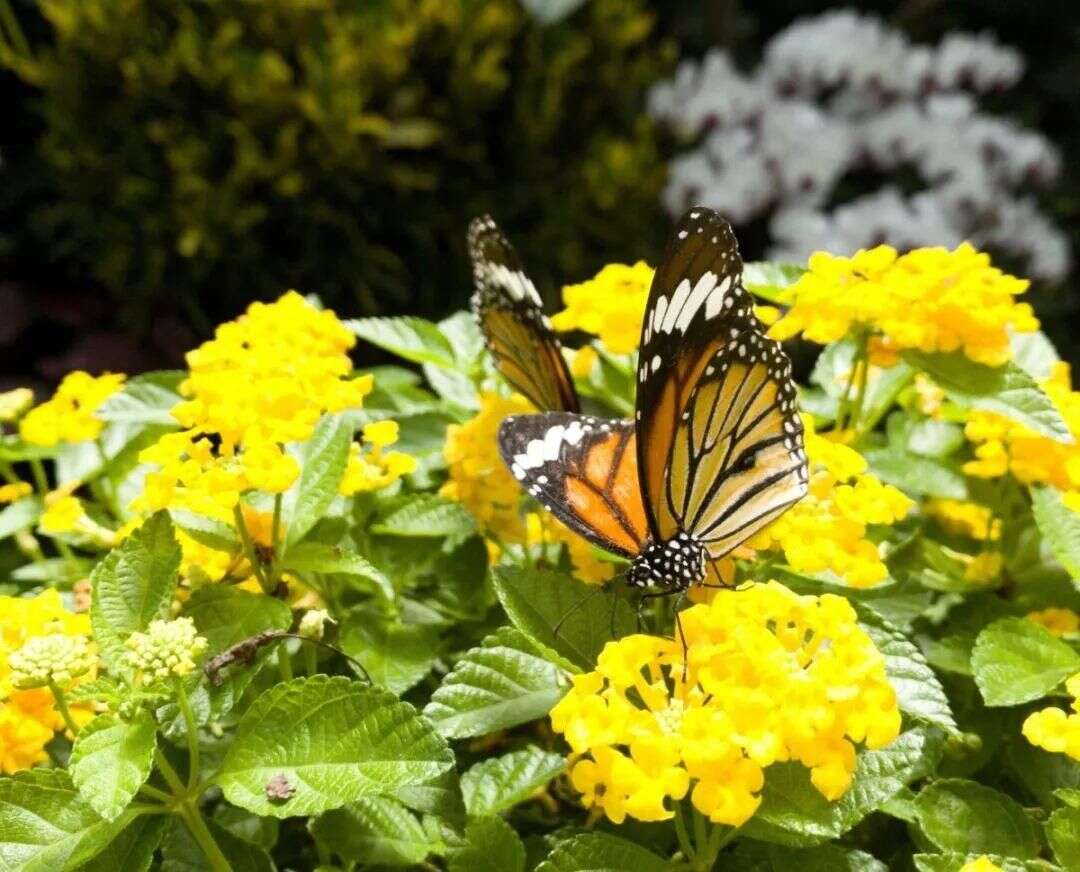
634,207,808,557
498,412,648,559
469,216,579,413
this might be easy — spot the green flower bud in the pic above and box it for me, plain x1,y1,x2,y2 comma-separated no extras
298,608,334,642
8,633,95,690
124,617,208,683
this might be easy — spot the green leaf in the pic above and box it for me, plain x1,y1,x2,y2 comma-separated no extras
864,446,968,500
339,618,441,695
392,769,466,827
972,618,1080,706
905,419,966,458
449,816,525,872
423,627,568,739
281,541,394,602
1032,486,1080,581
90,510,180,671
492,567,635,672
69,714,157,822
216,675,454,818
914,855,1054,872
1012,330,1061,380
0,496,42,541
95,371,184,426
0,769,133,872
1049,806,1080,871
729,841,887,872
373,496,476,542
461,747,566,816
905,350,1072,443
180,586,292,654
862,619,959,736
914,778,1039,858
168,509,239,553
160,817,274,872
283,413,353,546
743,727,944,847
347,317,457,369
310,798,436,867
536,832,669,872
78,816,166,872
743,262,804,303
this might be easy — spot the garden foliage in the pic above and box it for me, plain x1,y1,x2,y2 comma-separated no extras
3,240,1080,871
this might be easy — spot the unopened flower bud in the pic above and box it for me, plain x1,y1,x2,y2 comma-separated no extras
124,617,208,683
298,609,334,642
8,634,95,689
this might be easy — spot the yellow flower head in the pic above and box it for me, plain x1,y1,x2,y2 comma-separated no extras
960,859,1003,872
551,262,654,355
39,495,86,535
750,417,912,588
770,243,1037,366
550,582,900,826
1022,670,1080,761
19,371,125,446
0,388,33,423
1027,608,1080,638
924,500,1000,542
0,482,32,505
339,420,417,495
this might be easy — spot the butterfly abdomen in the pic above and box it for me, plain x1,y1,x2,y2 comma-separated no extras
626,533,707,590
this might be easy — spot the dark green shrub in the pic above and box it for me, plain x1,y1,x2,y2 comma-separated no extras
4,0,673,328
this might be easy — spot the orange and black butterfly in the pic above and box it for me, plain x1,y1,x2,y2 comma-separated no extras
497,207,809,592
468,215,579,413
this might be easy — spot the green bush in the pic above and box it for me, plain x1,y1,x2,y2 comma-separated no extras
3,0,673,329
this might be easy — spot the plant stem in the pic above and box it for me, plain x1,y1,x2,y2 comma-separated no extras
29,457,49,494
848,333,871,436
138,782,174,803
233,504,271,593
270,493,283,584
698,821,740,869
692,808,710,869
175,682,201,792
304,643,319,677
0,459,19,484
154,748,188,796
278,645,294,681
179,800,232,872
94,439,120,518
48,681,80,737
673,801,697,864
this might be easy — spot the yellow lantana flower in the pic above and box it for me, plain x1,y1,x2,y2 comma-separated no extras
551,582,900,826
339,420,418,495
19,371,125,446
960,859,1003,872
924,499,1000,541
0,482,32,504
551,262,654,355
770,243,1037,366
1022,673,1080,761
750,417,912,588
1027,608,1080,638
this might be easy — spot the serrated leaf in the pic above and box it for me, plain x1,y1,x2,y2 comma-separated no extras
347,317,457,369
217,675,454,817
1049,806,1080,871
310,797,435,867
283,413,353,546
281,541,394,602
0,769,134,872
972,618,1080,706
743,261,804,303
0,496,43,540
905,350,1072,443
392,769,466,828
423,627,567,739
90,511,180,671
863,619,959,735
95,371,184,426
492,567,635,672
536,832,668,872
1032,486,1080,581
914,778,1039,858
448,816,525,872
743,727,943,846
78,815,166,872
339,617,441,695
729,841,887,872
168,509,238,553
160,816,274,872
373,496,475,542
69,714,157,822
181,586,292,654
461,747,566,816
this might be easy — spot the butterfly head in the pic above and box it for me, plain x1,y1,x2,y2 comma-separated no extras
626,533,707,591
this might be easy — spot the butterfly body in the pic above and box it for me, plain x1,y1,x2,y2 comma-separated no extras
497,207,809,595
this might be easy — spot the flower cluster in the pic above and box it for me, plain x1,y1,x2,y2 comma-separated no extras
8,634,95,690
965,362,1080,509
769,244,1037,367
340,421,417,495
751,417,912,587
551,262,654,355
1027,608,1080,638
1022,673,1080,762
551,582,900,825
924,499,1000,542
0,590,93,773
19,371,125,446
124,617,208,684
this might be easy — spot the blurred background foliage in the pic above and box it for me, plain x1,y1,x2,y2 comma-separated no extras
0,0,1077,382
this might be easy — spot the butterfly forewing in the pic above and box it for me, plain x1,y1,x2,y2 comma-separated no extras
634,208,808,558
469,216,579,413
498,412,647,558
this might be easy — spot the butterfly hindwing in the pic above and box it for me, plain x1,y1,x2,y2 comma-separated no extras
635,207,808,558
498,412,648,558
469,216,579,413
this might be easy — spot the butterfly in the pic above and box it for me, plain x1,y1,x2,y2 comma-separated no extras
468,215,580,413
497,207,809,592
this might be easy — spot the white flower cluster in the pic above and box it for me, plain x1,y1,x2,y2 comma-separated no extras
124,617,208,683
649,10,1068,281
8,633,94,689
